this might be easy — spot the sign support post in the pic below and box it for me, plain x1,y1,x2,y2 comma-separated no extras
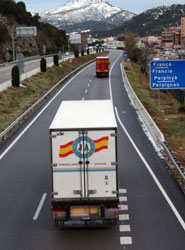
158,90,160,112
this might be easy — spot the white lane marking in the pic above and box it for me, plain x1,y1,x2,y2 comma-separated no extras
119,205,128,211
115,107,185,231
109,52,123,101
119,196,127,202
119,189,127,194
89,79,92,82
33,193,47,220
119,214,129,221
119,225,131,232
82,97,85,101
88,84,90,87
0,62,94,161
120,237,132,245
85,89,87,93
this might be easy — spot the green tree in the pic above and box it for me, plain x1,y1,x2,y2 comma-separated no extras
11,65,20,87
0,25,9,43
40,57,46,72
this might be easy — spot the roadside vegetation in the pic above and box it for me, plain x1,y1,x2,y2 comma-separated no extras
0,52,106,137
123,61,185,170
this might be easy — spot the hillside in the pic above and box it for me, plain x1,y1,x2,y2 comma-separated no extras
0,0,67,61
93,4,185,38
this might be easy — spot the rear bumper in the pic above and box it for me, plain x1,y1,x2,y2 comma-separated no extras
52,203,119,227
55,218,117,227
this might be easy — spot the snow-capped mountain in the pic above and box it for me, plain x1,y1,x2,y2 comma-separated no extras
118,4,185,36
40,0,135,32
93,4,185,38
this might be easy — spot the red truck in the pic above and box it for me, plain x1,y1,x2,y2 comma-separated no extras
96,57,109,77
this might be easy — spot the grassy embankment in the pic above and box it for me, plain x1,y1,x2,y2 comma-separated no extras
0,52,106,135
123,61,185,170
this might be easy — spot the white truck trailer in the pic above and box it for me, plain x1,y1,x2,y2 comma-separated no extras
49,100,119,226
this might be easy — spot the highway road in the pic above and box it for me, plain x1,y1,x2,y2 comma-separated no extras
0,50,184,250
0,54,72,85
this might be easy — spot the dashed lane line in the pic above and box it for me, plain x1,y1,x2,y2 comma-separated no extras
119,205,128,211
119,214,129,221
119,225,131,232
120,237,132,245
33,193,47,221
119,196,128,202
119,189,127,194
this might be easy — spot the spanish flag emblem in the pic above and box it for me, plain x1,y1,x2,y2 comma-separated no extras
94,137,109,152
59,141,74,158
59,136,109,158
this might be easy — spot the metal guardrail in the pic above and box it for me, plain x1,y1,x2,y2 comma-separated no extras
121,63,185,192
0,58,96,141
0,54,58,67
160,141,185,183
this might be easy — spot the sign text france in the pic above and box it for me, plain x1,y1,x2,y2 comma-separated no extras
150,60,185,89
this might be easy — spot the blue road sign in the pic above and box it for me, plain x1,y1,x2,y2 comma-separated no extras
123,54,128,61
150,60,185,89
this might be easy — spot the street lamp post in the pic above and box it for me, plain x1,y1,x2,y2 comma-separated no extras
12,26,15,62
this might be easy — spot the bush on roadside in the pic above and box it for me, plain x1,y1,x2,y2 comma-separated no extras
53,54,59,66
178,105,185,113
40,57,46,72
11,65,20,87
74,50,79,58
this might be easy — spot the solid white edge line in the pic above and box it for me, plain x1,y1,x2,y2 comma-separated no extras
33,193,47,221
0,62,94,161
115,106,185,231
109,52,123,101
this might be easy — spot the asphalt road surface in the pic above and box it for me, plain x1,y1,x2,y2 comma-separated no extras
0,50,184,250
0,55,72,85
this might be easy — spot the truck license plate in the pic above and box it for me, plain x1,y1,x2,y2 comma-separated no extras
71,206,99,216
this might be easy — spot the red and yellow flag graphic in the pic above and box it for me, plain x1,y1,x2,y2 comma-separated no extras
94,137,109,152
59,136,109,158
59,141,74,158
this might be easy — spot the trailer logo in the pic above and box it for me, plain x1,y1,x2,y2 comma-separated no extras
59,136,109,158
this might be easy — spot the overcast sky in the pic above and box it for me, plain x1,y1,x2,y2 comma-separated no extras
16,0,185,14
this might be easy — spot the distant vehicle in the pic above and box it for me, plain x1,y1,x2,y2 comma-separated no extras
65,52,70,56
96,57,109,77
179,54,185,59
153,57,160,61
49,100,119,227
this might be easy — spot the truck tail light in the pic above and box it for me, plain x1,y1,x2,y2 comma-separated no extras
53,205,66,216
106,203,118,209
54,211,58,217
114,211,118,216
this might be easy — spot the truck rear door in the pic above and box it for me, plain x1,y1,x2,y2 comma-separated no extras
51,130,85,199
83,130,117,198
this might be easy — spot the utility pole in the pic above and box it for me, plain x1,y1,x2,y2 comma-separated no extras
12,26,15,62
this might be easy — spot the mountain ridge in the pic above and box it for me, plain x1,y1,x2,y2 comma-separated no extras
40,0,135,33
91,4,185,38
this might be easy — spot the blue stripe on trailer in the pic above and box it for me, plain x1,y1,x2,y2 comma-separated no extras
53,169,116,173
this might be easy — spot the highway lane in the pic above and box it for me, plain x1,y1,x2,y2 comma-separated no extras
0,55,71,85
0,50,184,250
